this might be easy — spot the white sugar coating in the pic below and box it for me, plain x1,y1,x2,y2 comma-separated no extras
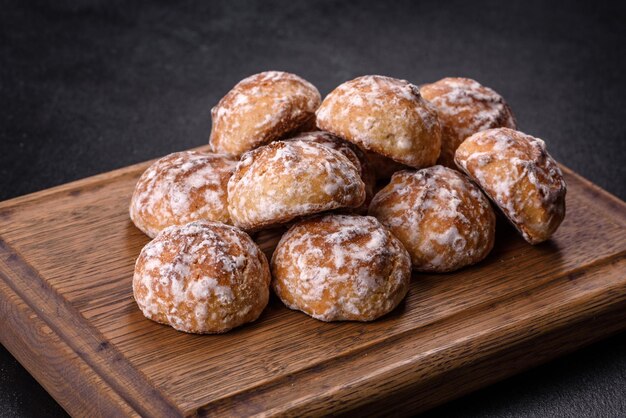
225,70,320,114
133,221,269,334
316,75,441,168
286,131,367,178
369,165,495,272
210,71,321,156
227,140,365,230
271,214,411,322
129,151,237,238
422,78,515,139
316,75,422,128
455,128,566,243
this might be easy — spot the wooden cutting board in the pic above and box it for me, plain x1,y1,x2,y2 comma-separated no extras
1,147,625,417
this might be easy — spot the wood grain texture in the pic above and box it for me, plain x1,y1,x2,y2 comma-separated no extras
0,149,625,417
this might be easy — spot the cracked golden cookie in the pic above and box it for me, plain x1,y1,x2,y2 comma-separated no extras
316,75,441,168
420,77,517,168
130,151,237,238
455,128,566,244
227,140,366,231
286,131,376,212
271,214,411,322
133,221,270,334
210,71,321,157
369,165,496,272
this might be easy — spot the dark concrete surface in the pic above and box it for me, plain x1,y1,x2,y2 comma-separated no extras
0,0,625,416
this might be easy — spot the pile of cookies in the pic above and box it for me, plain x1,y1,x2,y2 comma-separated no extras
130,71,567,334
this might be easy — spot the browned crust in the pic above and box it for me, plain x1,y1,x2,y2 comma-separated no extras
227,141,366,231
210,71,321,157
454,128,566,244
285,131,376,213
129,151,237,238
315,75,442,168
420,77,517,168
369,166,496,272
133,221,270,334
270,214,411,321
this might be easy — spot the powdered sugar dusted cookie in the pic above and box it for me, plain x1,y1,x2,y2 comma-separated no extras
133,221,270,334
130,151,237,238
227,140,366,231
455,128,566,244
271,214,411,322
369,166,496,272
286,131,376,213
421,77,516,167
316,75,441,168
210,71,321,157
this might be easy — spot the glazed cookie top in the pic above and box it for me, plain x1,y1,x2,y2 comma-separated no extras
130,151,237,238
271,214,411,321
369,165,495,272
316,75,442,168
286,131,376,210
133,221,270,334
210,71,321,157
227,140,366,231
286,131,368,178
421,77,516,167
455,128,566,244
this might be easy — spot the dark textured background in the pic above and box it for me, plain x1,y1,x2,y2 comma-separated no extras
1,0,625,416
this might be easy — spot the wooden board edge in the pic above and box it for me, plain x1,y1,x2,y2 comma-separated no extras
560,164,626,224
359,286,626,417
0,277,139,418
0,158,623,417
194,255,626,417
0,238,184,418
